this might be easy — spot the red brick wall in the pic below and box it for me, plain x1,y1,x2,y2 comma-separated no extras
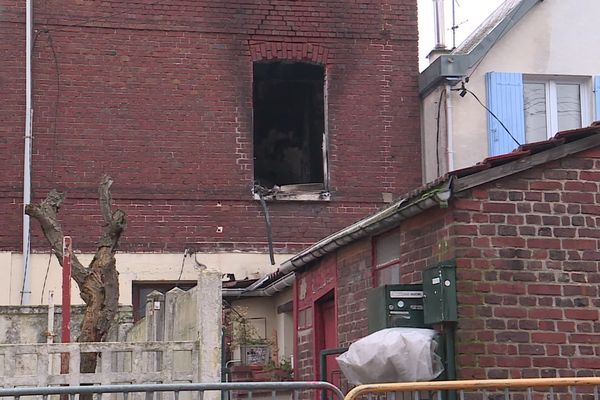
294,148,600,381
452,149,600,379
295,254,337,380
397,207,455,282
336,238,373,348
295,208,455,380
0,0,421,252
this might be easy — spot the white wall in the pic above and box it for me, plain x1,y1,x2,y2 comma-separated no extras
2,251,293,305
422,0,600,179
229,288,294,363
274,289,294,360
422,85,449,183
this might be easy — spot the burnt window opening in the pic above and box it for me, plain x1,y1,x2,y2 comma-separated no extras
253,61,326,190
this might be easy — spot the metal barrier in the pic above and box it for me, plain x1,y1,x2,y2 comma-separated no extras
0,381,344,400
319,347,349,400
344,378,600,400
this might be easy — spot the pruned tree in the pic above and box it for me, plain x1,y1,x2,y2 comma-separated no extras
25,175,126,373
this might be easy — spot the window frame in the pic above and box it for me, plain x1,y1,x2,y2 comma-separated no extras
371,230,402,287
251,60,330,202
523,75,592,140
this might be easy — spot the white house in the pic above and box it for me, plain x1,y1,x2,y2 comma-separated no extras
421,0,600,182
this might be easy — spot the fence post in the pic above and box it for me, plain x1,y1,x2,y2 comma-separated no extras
196,270,222,391
145,290,166,375
145,291,166,342
164,287,185,341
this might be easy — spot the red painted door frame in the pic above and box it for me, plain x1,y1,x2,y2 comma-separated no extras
313,290,337,384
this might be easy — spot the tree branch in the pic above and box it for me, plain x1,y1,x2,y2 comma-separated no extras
25,190,89,287
97,174,126,249
98,175,113,224
26,176,126,374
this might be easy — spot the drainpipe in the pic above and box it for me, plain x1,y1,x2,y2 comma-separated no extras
446,84,455,172
47,291,55,374
21,0,34,305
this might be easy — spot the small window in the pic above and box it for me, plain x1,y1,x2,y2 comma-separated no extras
373,231,401,287
253,61,326,191
523,77,590,142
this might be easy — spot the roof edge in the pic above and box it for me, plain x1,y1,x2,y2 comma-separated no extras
279,126,600,276
419,0,542,96
279,179,453,274
223,273,296,297
454,128,600,193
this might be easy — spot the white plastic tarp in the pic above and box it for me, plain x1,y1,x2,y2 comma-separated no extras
336,327,444,384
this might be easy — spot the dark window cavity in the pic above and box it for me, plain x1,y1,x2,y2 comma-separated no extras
253,61,326,188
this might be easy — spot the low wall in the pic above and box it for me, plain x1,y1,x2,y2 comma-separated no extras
0,270,222,387
0,341,199,387
126,270,223,384
0,304,133,344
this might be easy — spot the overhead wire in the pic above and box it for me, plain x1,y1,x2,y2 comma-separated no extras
176,249,191,286
40,249,54,304
40,1,165,27
45,31,61,185
458,85,521,147
435,88,447,177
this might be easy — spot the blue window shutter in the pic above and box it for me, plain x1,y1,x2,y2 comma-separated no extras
594,76,600,121
485,72,525,156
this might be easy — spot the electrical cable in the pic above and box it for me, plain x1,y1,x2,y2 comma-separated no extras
254,186,276,266
46,31,61,185
20,234,31,304
435,88,447,177
176,249,189,286
461,86,521,147
258,193,276,266
60,1,165,27
19,29,44,305
40,249,54,304
223,299,245,319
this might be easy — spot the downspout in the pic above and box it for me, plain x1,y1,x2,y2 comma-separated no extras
258,193,276,266
21,0,34,305
446,84,455,172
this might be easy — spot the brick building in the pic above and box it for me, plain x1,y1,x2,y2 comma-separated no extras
280,126,600,381
0,0,422,321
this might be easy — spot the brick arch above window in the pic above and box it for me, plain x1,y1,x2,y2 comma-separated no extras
249,42,329,65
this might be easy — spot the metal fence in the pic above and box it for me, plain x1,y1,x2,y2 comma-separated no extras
344,378,600,400
0,381,344,400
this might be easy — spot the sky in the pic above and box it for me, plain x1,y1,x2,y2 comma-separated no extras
418,0,505,71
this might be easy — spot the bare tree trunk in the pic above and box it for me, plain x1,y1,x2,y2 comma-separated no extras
26,175,126,375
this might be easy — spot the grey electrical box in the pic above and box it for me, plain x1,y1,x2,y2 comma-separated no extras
367,284,425,333
423,260,457,324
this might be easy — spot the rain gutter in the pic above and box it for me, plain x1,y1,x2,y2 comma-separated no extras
279,178,454,274
222,273,296,297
